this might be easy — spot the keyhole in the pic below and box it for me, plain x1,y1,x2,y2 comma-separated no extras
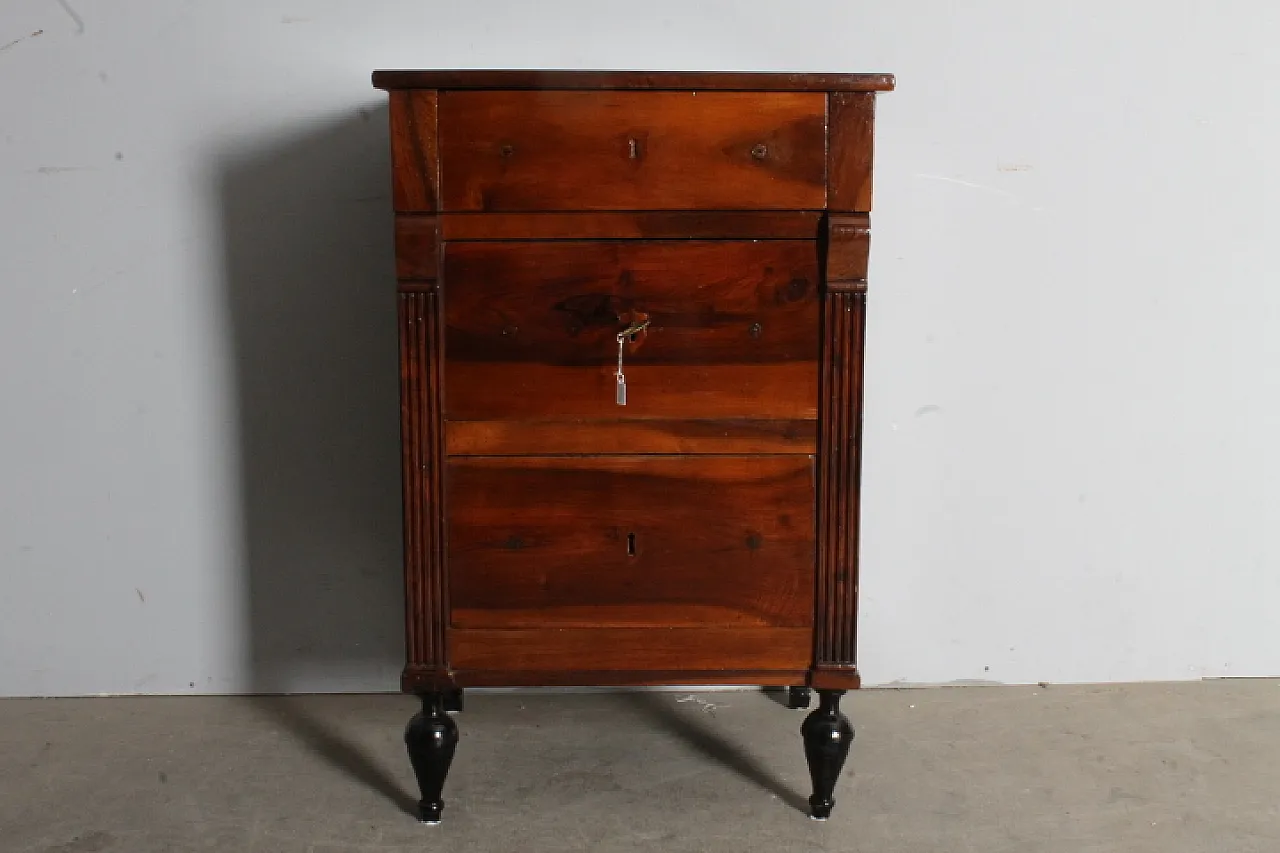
626,532,636,557
628,138,639,159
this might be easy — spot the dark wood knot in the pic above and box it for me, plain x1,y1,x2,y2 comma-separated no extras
784,277,810,302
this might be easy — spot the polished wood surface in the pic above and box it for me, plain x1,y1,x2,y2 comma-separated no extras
388,90,439,213
443,240,820,420
809,665,863,690
445,668,810,688
381,67,891,823
374,69,895,93
437,91,827,211
385,73,887,689
828,92,877,213
445,418,816,456
394,215,438,280
438,210,823,241
447,456,815,629
400,664,810,690
451,627,812,672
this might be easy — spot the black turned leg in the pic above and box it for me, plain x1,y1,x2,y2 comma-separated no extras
443,688,464,713
405,692,459,824
786,686,812,709
801,689,854,820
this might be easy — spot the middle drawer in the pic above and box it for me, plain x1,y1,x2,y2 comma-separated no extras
442,240,820,427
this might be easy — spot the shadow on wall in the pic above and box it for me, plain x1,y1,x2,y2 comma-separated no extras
213,102,421,815
214,103,404,697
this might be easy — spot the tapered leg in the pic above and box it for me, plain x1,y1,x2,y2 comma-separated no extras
801,689,854,820
405,692,459,824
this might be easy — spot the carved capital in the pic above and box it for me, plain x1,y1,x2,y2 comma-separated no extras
825,214,870,290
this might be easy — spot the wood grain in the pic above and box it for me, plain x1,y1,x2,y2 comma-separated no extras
438,91,827,211
389,90,439,212
394,215,438,280
451,627,812,671
443,240,820,420
401,666,457,693
828,92,876,213
447,456,815,629
449,669,810,688
399,290,448,673
445,418,816,455
814,290,866,669
374,69,895,93
809,665,862,690
439,211,823,241
825,214,871,285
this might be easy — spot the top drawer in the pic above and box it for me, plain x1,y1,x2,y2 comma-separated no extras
437,91,827,211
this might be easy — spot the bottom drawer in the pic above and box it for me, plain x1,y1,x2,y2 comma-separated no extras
450,627,812,674
446,456,816,633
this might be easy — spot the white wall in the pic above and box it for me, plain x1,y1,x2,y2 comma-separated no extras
1,1,1276,696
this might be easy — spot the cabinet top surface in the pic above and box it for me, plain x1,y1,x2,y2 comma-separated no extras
372,69,895,92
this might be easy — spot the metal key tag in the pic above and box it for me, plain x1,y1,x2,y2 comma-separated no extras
615,335,627,406
614,318,649,406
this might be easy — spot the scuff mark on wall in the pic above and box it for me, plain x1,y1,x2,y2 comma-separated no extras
0,30,43,52
914,173,1020,203
36,166,94,174
56,0,86,34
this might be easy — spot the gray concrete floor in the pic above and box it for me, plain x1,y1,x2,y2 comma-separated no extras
1,681,1277,852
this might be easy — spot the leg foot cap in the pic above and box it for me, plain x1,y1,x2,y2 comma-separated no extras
418,800,444,824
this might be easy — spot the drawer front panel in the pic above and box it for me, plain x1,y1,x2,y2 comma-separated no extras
451,628,811,673
447,456,815,629
437,91,827,211
443,240,820,420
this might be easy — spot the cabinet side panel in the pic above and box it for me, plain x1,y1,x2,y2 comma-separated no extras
815,289,866,675
389,89,440,212
399,290,448,677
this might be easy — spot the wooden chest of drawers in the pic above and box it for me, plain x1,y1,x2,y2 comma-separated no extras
372,69,894,823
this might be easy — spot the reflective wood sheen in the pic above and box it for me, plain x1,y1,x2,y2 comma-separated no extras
451,627,812,672
439,210,823,241
445,418,816,456
438,91,827,211
443,240,820,421
447,455,815,629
